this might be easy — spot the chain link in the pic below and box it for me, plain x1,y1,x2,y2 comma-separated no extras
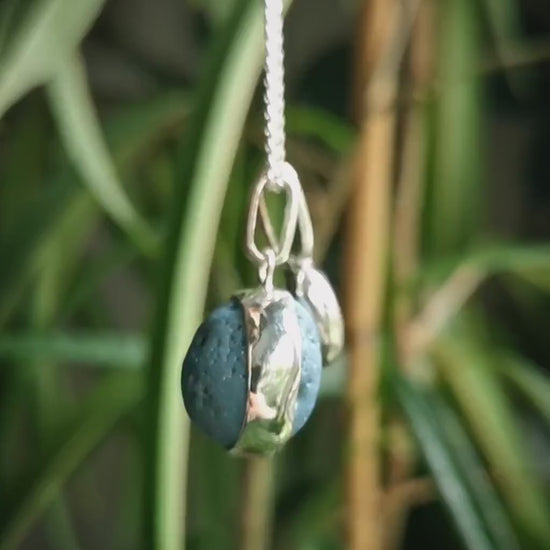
264,0,286,190
246,1,315,283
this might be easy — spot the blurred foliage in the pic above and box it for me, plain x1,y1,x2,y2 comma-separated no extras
0,0,550,549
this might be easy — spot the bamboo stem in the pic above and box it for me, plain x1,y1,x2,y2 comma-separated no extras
346,1,423,547
346,3,399,548
345,114,394,550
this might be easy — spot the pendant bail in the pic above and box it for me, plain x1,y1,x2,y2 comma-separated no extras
245,162,301,277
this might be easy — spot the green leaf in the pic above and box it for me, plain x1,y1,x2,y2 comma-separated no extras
394,375,497,550
0,186,95,328
189,0,238,25
420,244,550,286
28,219,83,550
514,269,550,295
275,479,340,550
0,96,50,236
47,54,158,256
425,393,521,550
105,91,190,173
427,0,482,255
0,91,188,326
434,333,550,546
59,241,138,320
0,0,106,117
144,0,292,548
0,373,142,550
0,332,145,369
501,356,550,427
286,105,355,154
480,0,526,96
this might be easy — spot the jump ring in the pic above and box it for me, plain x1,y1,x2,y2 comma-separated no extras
258,248,276,292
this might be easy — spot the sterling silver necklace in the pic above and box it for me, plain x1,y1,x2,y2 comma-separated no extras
181,0,344,456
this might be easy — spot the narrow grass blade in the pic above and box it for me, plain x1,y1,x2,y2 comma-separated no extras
434,332,550,546
144,0,292,548
420,244,550,286
0,97,50,235
106,91,190,172
190,0,238,25
0,333,348,389
0,373,142,550
0,0,106,117
47,54,157,256
0,332,145,368
427,0,482,256
502,356,550,426
394,375,497,550
425,393,521,550
27,212,86,550
480,0,525,96
0,92,188,327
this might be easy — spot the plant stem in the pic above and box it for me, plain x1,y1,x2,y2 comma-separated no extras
346,0,418,547
346,4,396,549
344,115,393,550
240,458,275,550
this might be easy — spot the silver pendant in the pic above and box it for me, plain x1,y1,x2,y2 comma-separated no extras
260,178,345,366
288,258,345,365
182,164,339,454
231,286,301,455
182,0,343,455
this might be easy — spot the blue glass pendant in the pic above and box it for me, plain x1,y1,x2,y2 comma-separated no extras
182,289,322,454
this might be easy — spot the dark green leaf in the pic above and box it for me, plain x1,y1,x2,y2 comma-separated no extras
434,333,550,546
502,356,550,426
0,332,145,369
0,373,142,550
427,0,482,255
47,55,158,256
425,393,521,550
394,375,497,550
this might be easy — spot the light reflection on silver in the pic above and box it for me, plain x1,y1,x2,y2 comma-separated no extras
289,258,345,365
231,287,301,456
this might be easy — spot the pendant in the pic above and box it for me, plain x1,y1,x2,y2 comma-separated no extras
181,165,324,455
288,257,345,365
261,179,345,366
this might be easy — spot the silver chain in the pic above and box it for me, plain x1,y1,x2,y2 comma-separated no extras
245,1,316,286
264,0,286,190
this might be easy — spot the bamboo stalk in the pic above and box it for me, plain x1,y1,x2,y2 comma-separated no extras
345,115,394,550
345,2,399,548
346,1,424,547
